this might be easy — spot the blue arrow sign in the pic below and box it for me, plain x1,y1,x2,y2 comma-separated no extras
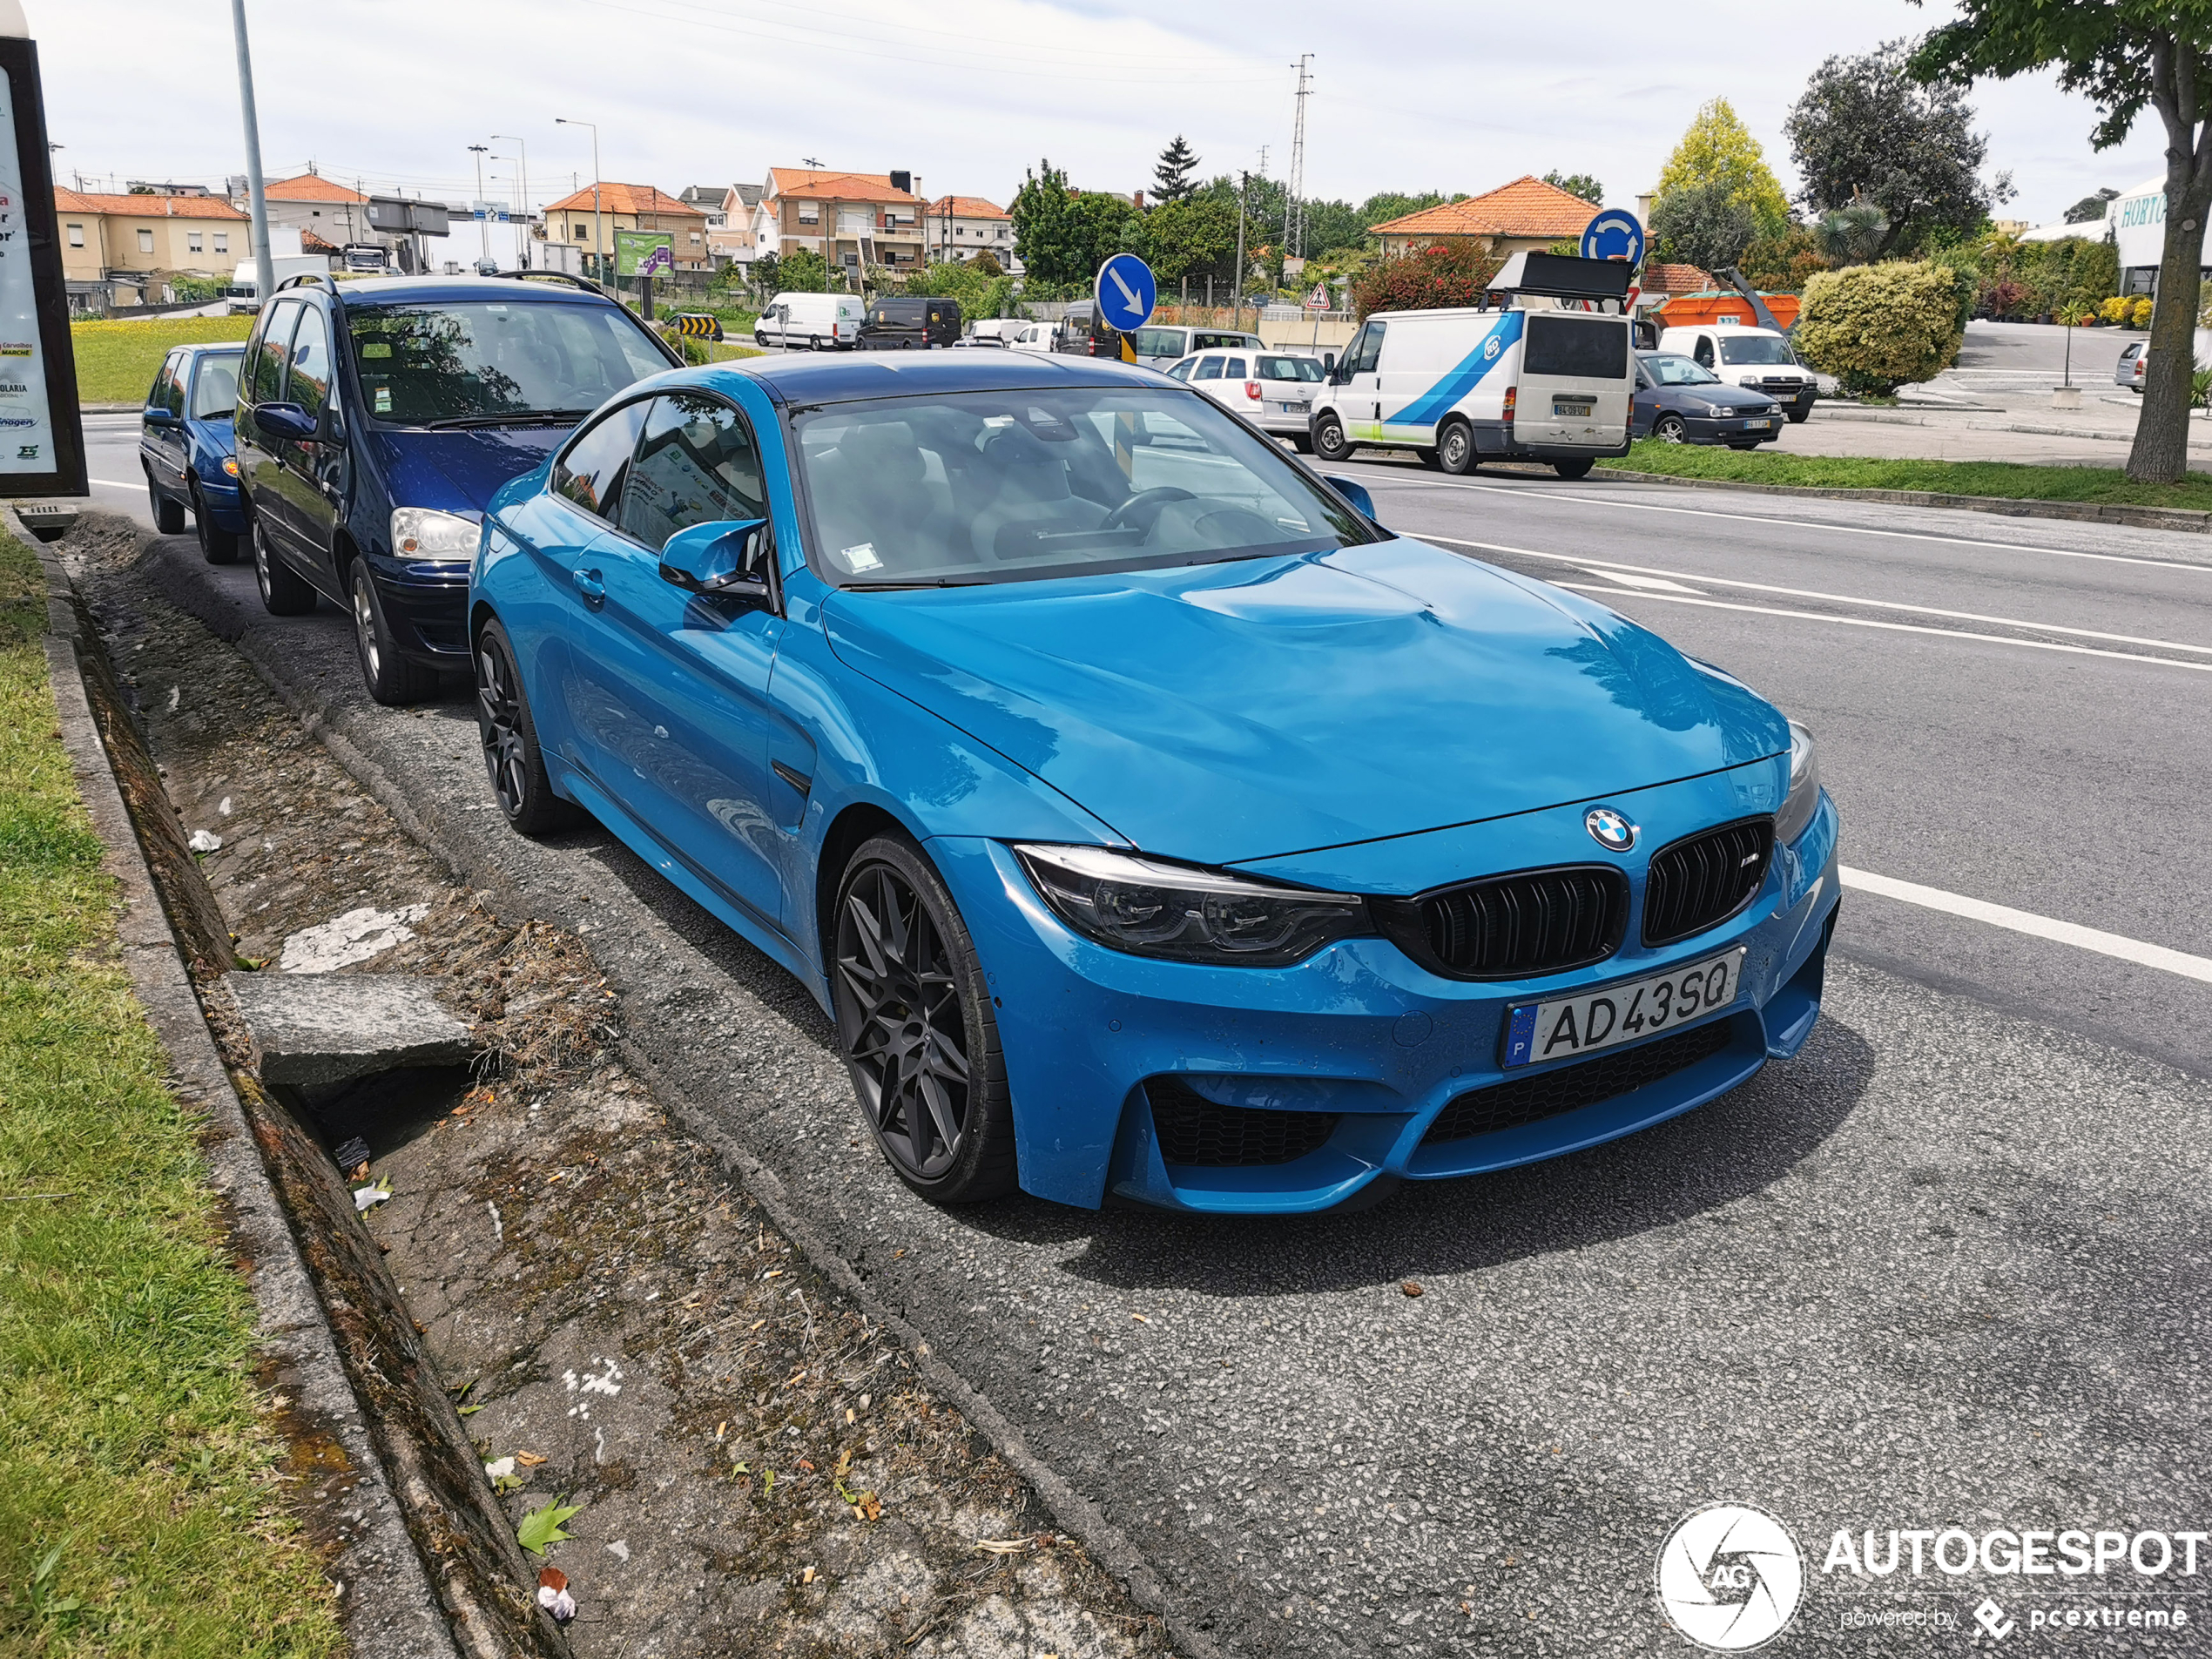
1580,209,1645,267
1095,253,1157,332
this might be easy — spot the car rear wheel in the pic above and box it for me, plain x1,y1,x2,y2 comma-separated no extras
1551,458,1595,480
348,562,439,706
148,472,185,534
192,484,239,563
1311,413,1352,463
253,520,317,616
810,334,823,351
1653,414,1689,443
1436,420,1477,475
474,617,581,836
832,833,1016,1204
1786,408,1811,424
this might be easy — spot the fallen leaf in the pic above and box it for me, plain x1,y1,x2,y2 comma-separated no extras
1401,1280,1424,1298
858,1492,882,1522
516,1452,546,1467
798,1458,816,1473
517,1497,584,1556
458,1404,482,1417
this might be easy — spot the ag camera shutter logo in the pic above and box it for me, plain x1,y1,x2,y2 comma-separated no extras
1656,1503,1805,1650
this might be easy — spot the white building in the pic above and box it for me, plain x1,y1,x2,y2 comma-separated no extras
924,195,1020,273
2102,175,2211,294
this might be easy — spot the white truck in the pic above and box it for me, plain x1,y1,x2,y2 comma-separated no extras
1656,323,1822,422
1309,252,1635,477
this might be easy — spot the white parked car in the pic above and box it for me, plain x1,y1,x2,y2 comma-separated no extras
1656,324,1824,420
1166,348,1330,448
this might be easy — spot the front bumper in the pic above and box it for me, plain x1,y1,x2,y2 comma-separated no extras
1681,412,1782,443
931,778,1842,1213
371,562,471,659
193,474,250,532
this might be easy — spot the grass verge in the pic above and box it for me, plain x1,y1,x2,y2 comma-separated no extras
71,318,256,405
0,530,341,1657
1596,438,2212,512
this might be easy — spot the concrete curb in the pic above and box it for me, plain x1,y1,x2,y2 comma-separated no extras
1589,468,2212,533
21,514,464,1659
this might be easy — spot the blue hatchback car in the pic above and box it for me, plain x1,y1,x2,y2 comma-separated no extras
470,353,1839,1214
141,342,248,563
235,273,678,704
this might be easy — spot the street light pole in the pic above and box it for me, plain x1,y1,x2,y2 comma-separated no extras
492,133,529,267
468,144,490,266
228,0,275,307
556,117,601,284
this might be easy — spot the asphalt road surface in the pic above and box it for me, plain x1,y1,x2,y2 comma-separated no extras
86,467,2212,1657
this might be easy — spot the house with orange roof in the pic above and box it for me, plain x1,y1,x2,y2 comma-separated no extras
1369,175,1602,261
923,194,1020,274
759,167,926,283
57,186,249,308
254,170,375,247
540,181,710,275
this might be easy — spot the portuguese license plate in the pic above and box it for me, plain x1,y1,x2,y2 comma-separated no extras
1748,418,1773,428
1555,400,1593,417
1278,400,1309,413
1501,948,1745,1069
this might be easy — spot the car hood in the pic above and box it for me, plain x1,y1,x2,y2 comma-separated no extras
1683,381,1778,406
821,536,1788,866
367,423,573,519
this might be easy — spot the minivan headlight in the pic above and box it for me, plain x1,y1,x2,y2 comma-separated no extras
1775,719,1823,845
391,507,480,559
1013,844,1370,967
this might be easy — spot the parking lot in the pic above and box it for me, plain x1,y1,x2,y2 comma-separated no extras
81,439,2212,1654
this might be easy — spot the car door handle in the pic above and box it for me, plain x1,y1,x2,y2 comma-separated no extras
572,567,605,606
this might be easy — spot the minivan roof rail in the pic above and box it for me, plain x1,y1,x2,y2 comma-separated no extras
273,272,329,292
491,270,608,296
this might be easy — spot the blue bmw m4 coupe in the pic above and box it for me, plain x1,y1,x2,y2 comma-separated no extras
469,352,1838,1214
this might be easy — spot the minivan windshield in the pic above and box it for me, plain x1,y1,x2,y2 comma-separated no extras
1718,335,1797,366
345,300,669,427
793,386,1380,589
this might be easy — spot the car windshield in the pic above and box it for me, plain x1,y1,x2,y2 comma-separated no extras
1643,354,1720,386
1257,355,1325,382
793,386,1380,589
191,353,243,418
1718,335,1797,366
346,300,668,425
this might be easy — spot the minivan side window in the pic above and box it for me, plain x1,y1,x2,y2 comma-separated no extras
1352,322,1386,374
553,400,650,522
286,307,334,421
249,300,303,406
618,393,768,555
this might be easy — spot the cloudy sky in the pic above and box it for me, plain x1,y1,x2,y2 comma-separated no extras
28,0,2168,240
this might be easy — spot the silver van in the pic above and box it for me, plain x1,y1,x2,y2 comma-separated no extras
1124,324,1264,371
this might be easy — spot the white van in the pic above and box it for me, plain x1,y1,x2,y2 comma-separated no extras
1004,320,1058,354
1310,303,1635,477
755,292,863,350
1656,324,1820,421
1126,324,1264,371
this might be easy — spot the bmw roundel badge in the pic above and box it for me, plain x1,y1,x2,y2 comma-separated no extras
1585,806,1635,852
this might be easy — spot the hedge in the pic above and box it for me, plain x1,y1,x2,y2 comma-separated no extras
1794,260,1966,396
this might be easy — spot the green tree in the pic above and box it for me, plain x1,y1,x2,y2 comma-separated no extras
1298,199,1368,256
1656,98,1791,238
1651,179,1757,273
1154,135,1200,203
1739,224,1832,290
2064,186,2121,222
1357,190,1456,233
1542,170,1604,206
773,246,828,292
1147,195,1241,287
1815,200,1891,266
1349,242,1504,320
1784,39,2009,258
1009,161,1149,286
1912,3,2212,483
1794,259,1968,394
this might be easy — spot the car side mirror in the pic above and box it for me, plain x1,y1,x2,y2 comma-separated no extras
253,401,317,442
658,516,772,605
143,405,181,427
1322,475,1379,524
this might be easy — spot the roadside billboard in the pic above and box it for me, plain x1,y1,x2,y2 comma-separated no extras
614,229,673,279
0,31,84,498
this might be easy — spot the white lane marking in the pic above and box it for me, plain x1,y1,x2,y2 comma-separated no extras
1434,534,2212,657
91,477,144,489
1840,867,2212,986
1550,583,2212,673
1352,468,2212,575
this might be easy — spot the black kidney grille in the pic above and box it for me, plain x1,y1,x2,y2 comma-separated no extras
1379,866,1628,981
1146,1077,1339,1167
1642,819,1773,947
1420,1016,1737,1146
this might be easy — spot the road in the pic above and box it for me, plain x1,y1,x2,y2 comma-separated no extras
91,463,2212,1657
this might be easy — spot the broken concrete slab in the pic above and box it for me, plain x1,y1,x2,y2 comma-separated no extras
281,903,431,973
230,973,474,1094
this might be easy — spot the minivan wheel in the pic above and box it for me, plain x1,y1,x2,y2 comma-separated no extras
192,484,239,563
348,562,439,705
474,617,581,836
1311,414,1352,463
253,521,317,616
1437,421,1477,475
1551,458,1595,480
148,473,185,535
832,833,1016,1204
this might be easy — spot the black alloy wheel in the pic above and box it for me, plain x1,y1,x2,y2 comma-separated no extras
473,618,579,836
1436,420,1477,475
253,520,318,616
148,472,185,534
192,484,239,563
832,835,1015,1204
1653,413,1689,444
1311,413,1351,463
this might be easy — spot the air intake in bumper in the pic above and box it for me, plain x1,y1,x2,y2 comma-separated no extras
1145,1076,1340,1167
1420,1017,1736,1144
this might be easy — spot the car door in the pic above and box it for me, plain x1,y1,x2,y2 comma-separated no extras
1342,320,1385,437
1630,359,1656,437
142,350,189,496
276,303,346,586
238,298,304,550
583,389,792,930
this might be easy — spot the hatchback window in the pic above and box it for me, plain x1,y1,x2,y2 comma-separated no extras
1718,335,1797,366
1222,357,1247,379
1257,355,1324,382
1192,357,1224,381
552,399,650,521
1643,354,1718,386
249,300,302,405
347,300,668,426
286,307,334,420
619,393,768,553
191,354,242,419
792,385,1380,589
1165,359,1196,381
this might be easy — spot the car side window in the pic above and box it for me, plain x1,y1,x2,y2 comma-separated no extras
618,393,768,555
151,351,185,416
1223,357,1247,379
552,399,650,522
248,300,302,406
286,307,334,421
1692,337,1716,368
1192,356,1224,381
1165,359,1195,381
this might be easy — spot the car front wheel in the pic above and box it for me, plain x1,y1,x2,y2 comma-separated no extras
349,562,438,705
192,484,239,563
1311,414,1352,463
474,617,580,836
832,834,1016,1204
1654,414,1689,443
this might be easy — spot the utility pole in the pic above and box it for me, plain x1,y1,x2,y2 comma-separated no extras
1231,168,1249,328
557,118,601,284
493,133,529,267
1286,55,1312,260
468,144,490,266
228,0,275,307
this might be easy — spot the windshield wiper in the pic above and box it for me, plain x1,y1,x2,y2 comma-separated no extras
419,408,597,430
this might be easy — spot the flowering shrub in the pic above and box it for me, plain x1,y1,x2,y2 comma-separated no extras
1796,260,1967,396
1350,243,1505,320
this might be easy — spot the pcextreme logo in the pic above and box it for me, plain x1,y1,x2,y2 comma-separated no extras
1656,1503,1805,1651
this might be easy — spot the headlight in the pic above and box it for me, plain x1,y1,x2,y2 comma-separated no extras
1014,843,1370,967
1700,401,1734,417
220,456,240,477
390,507,480,559
1775,719,1822,845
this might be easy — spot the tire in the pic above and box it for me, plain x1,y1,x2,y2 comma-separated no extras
149,472,185,534
473,617,581,837
1436,420,1477,475
1287,432,1313,454
1551,458,1595,480
754,332,769,347
1311,413,1352,463
831,833,1016,1204
1654,414,1689,444
1786,408,1811,425
252,519,317,616
347,561,439,705
810,334,823,351
192,484,239,563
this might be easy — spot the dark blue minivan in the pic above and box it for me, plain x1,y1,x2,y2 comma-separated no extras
235,273,679,702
